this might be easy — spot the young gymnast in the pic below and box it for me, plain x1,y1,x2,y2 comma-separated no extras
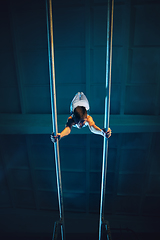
51,92,111,142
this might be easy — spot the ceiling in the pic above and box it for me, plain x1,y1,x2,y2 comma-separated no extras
0,0,160,239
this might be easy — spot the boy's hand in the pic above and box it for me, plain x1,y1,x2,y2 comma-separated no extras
102,128,112,138
50,133,61,143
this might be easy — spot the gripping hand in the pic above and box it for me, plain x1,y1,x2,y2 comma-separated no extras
102,128,112,138
50,133,61,143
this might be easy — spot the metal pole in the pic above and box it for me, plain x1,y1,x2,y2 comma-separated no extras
46,0,65,239
99,0,114,240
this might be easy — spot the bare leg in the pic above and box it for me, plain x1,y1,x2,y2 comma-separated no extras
70,92,81,113
70,92,90,113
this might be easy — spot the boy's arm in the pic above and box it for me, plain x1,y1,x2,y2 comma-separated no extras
51,117,74,143
87,115,111,138
89,124,111,138
60,126,71,139
51,126,71,143
89,124,103,136
59,116,74,139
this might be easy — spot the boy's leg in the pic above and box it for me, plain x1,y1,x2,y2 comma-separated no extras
80,92,88,101
80,92,90,110
70,92,90,113
70,92,81,113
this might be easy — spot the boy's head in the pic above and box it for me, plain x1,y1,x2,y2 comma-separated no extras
73,106,87,128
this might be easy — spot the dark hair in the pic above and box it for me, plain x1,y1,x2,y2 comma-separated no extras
73,106,87,123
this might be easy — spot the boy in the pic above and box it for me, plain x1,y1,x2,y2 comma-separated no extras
51,92,111,142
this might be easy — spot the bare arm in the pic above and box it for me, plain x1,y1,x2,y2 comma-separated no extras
89,124,111,138
89,124,104,136
60,126,71,139
51,126,71,143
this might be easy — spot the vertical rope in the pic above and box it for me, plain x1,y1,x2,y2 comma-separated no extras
46,0,65,239
99,0,114,240
108,0,114,128
47,0,58,135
